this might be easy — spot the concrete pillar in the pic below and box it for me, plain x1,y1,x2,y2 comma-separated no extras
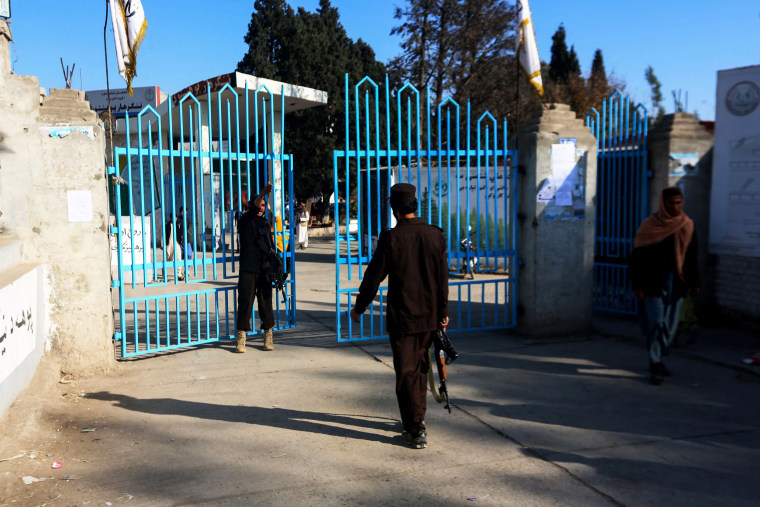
0,20,114,376
648,113,715,315
516,104,597,337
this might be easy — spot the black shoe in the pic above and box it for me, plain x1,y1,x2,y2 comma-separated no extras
651,362,672,377
402,430,427,449
650,363,665,385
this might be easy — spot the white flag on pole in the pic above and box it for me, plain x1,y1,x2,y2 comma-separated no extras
110,0,148,96
516,0,543,96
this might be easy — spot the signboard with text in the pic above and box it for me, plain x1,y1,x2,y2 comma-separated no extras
710,65,760,257
85,86,160,116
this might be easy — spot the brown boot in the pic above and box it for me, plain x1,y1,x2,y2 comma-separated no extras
263,328,274,351
235,330,247,353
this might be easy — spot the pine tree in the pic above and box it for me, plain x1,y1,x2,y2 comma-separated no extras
237,0,387,202
587,49,610,111
548,24,571,83
645,65,665,125
590,49,607,85
568,46,581,77
238,0,298,80
390,0,522,128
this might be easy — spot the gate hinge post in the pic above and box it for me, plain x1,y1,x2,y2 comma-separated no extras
113,332,122,342
107,166,116,176
111,280,121,289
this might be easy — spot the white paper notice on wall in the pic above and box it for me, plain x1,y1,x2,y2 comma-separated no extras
551,143,576,186
67,190,93,222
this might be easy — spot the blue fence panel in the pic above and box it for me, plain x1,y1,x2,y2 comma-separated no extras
586,90,648,315
334,75,518,341
111,82,296,358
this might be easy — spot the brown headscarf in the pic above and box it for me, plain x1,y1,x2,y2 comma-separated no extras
633,187,694,278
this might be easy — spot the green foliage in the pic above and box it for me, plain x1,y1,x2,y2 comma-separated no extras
458,209,505,251
590,49,607,85
425,192,508,255
237,0,387,202
543,26,625,118
390,0,528,130
548,24,572,83
645,65,666,125
420,187,441,225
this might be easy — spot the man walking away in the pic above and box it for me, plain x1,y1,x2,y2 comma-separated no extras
236,182,276,353
629,186,700,385
350,183,449,449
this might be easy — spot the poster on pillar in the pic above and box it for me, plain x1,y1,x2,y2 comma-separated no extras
542,140,586,221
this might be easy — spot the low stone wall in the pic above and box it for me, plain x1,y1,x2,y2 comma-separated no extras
714,254,760,321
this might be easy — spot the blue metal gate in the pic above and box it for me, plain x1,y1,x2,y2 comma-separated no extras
586,90,648,314
333,75,518,341
110,82,295,358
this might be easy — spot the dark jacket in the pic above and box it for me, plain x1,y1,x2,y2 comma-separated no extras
629,231,700,297
238,211,273,274
354,217,448,334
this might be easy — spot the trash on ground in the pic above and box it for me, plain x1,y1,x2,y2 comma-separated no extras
0,453,26,462
22,476,46,485
81,428,96,432
742,354,759,365
467,494,491,501
61,474,79,481
52,461,62,469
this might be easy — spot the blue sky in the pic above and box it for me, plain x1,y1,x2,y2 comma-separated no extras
7,0,760,121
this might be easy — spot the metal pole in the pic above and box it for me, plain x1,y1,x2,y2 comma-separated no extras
103,0,114,167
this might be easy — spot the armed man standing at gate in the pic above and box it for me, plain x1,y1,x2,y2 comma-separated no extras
236,181,276,353
350,183,449,449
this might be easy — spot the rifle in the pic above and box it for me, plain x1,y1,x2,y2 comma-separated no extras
267,250,288,303
429,329,459,413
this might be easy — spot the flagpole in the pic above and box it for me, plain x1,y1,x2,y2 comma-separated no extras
515,49,520,131
103,0,114,167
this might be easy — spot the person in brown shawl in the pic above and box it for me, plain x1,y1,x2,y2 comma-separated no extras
629,186,700,385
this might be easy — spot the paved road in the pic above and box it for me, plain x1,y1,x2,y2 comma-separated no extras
1,238,759,506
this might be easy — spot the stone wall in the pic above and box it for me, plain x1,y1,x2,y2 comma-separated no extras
0,20,114,418
713,255,760,320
